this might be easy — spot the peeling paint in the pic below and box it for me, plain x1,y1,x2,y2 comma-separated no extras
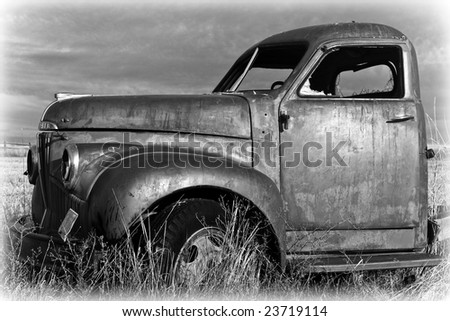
30,23,430,268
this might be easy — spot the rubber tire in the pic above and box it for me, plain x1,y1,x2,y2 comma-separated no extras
154,199,225,282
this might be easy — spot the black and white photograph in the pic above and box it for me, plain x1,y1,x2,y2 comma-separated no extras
0,0,449,318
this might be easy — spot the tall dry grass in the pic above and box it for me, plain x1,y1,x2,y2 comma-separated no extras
1,194,269,300
0,112,449,300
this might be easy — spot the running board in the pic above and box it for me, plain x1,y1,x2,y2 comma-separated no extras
287,252,443,272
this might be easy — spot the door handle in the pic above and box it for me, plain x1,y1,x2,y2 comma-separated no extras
386,115,415,123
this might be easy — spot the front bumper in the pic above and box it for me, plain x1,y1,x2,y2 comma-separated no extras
6,217,75,270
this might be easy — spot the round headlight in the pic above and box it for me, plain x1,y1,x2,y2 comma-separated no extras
61,144,79,189
26,145,38,184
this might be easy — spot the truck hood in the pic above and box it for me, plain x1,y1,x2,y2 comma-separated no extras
41,94,251,138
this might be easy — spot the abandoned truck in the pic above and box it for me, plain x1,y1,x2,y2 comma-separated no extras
14,22,442,278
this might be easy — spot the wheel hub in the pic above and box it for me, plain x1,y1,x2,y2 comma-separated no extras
173,227,224,285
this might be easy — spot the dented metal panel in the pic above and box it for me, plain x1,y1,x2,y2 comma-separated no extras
286,229,415,253
258,23,406,48
288,252,442,272
281,99,422,229
277,33,427,252
42,95,251,139
19,23,439,272
280,96,425,252
86,151,286,265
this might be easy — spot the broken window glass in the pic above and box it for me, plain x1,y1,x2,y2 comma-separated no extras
299,46,404,98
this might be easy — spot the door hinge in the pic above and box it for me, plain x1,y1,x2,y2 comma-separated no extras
279,111,290,132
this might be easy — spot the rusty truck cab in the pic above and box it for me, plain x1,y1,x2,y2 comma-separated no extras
15,23,441,274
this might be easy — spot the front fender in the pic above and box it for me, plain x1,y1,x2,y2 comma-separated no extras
86,151,285,255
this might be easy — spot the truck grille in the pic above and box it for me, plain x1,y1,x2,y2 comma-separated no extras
48,177,85,225
38,132,86,232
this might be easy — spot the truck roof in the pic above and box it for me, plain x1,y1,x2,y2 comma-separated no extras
214,22,417,94
257,22,407,47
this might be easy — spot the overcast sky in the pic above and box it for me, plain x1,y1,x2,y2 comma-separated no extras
1,0,449,141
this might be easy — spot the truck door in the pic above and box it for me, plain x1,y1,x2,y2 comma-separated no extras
280,43,427,253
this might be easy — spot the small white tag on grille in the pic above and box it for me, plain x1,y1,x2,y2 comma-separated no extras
58,208,79,242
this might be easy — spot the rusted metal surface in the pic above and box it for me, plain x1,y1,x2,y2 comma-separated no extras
18,22,440,271
274,25,426,252
86,151,284,246
288,252,442,273
8,220,74,270
286,229,415,253
42,95,251,139
280,98,424,252
246,94,281,188
259,23,406,47
214,23,408,94
44,131,252,198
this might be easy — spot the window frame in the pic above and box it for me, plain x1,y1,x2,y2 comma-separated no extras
290,41,408,101
218,43,309,93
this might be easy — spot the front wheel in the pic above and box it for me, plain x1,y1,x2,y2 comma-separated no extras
155,199,226,285
174,226,225,284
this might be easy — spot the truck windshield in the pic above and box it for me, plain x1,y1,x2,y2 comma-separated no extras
215,43,308,93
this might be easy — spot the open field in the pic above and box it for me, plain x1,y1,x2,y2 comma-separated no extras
0,144,29,158
0,154,449,301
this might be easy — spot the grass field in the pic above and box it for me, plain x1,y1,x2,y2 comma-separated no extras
0,151,449,301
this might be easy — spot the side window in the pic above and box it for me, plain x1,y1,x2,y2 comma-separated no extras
239,68,292,91
299,46,404,98
336,65,394,97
